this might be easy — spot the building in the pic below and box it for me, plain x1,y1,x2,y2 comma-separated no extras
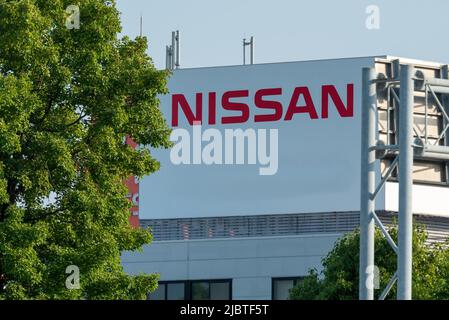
121,56,449,300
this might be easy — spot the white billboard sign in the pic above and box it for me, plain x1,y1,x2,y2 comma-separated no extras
140,57,377,219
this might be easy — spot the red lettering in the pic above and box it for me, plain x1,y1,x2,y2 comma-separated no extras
284,87,318,120
321,84,354,118
254,88,283,122
171,84,354,126
171,93,202,126
208,92,216,125
221,90,250,124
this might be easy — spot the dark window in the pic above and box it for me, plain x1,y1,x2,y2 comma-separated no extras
192,282,209,300
167,282,185,300
148,279,231,300
272,277,304,300
148,281,186,300
148,283,165,300
210,282,230,300
191,280,231,300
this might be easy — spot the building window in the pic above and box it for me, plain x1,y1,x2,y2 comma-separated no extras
191,282,209,300
210,281,231,300
167,282,185,300
191,280,231,300
148,281,186,300
272,277,304,300
149,279,231,300
149,283,165,300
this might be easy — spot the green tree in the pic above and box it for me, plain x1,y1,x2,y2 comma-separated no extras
0,0,171,299
290,224,449,300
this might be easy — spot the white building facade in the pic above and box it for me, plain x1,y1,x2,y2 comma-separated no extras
121,56,449,300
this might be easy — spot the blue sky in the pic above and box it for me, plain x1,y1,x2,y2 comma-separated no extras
115,0,449,220
116,0,449,69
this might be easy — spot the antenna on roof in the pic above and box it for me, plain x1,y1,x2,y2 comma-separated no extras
243,36,254,65
166,30,180,70
175,30,180,69
139,14,143,37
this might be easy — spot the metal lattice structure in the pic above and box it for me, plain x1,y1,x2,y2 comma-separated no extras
360,61,449,300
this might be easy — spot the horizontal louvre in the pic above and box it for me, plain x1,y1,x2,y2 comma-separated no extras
141,212,449,243
141,212,359,241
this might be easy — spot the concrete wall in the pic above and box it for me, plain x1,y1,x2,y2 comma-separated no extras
121,233,342,300
384,182,449,217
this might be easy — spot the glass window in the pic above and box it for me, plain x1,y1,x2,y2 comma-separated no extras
149,279,231,300
192,282,209,300
210,282,230,300
273,278,303,300
148,283,166,300
167,282,185,300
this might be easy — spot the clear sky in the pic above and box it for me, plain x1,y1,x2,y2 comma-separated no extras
116,0,449,69
115,0,449,220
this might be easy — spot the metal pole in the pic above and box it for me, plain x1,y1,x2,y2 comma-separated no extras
175,30,180,69
171,32,176,70
171,46,174,70
250,36,254,65
243,38,246,65
167,46,173,70
359,67,376,300
397,64,414,300
169,46,174,70
140,15,143,37
442,65,449,183
165,45,169,70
